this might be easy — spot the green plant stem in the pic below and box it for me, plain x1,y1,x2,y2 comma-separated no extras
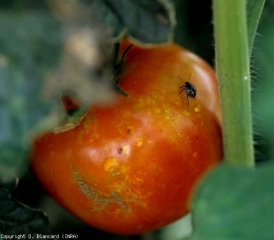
213,0,254,167
246,0,266,55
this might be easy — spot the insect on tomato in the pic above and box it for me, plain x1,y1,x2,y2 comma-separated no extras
31,39,223,235
179,73,197,105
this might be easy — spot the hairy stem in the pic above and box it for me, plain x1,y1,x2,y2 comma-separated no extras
213,0,254,166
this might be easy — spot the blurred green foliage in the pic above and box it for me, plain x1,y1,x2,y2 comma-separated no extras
188,163,274,240
94,0,176,43
0,0,48,9
0,177,50,234
253,0,274,162
0,11,61,180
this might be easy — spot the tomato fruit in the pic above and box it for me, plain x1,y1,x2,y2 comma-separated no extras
31,39,222,235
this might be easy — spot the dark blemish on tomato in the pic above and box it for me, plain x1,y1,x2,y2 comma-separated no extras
127,128,133,135
117,148,123,154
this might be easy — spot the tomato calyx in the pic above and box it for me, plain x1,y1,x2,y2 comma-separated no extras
61,42,133,118
112,43,133,97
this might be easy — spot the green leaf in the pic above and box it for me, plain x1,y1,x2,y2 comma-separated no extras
0,177,50,234
93,0,176,44
246,0,265,54
0,12,62,181
253,3,274,161
187,164,274,240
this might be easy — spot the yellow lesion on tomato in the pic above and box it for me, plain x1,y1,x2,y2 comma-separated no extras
194,105,201,112
104,157,119,172
120,145,130,155
73,169,146,214
136,138,143,147
73,171,127,212
183,110,191,117
72,152,149,214
104,157,128,177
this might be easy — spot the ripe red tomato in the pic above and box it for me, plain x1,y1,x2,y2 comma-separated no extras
31,39,222,235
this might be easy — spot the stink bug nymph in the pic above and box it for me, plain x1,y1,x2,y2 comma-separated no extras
179,73,197,105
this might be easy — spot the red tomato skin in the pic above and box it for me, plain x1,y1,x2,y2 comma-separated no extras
31,40,222,235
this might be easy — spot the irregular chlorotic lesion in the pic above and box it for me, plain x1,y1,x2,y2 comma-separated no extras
73,171,126,211
73,171,148,212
